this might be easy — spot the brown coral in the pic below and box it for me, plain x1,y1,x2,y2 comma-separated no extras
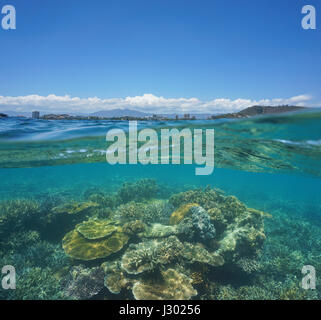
132,268,197,300
169,203,199,225
62,228,128,261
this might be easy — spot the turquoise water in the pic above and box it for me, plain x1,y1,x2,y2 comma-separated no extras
0,110,321,300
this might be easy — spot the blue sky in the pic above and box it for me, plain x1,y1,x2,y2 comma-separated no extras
0,0,320,114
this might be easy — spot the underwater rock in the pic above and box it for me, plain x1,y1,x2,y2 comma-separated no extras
76,219,119,240
121,236,183,275
141,223,178,238
62,228,129,261
63,265,105,300
169,203,199,225
181,242,224,267
132,268,197,300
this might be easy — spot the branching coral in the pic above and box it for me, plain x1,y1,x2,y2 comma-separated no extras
117,179,159,203
0,199,40,240
121,236,183,275
114,199,173,224
63,265,105,300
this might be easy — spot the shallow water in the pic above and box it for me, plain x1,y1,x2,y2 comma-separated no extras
0,110,321,300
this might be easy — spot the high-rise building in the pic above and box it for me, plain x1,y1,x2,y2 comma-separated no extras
32,111,40,119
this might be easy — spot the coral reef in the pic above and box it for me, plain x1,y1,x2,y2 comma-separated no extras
121,236,183,274
121,241,159,274
62,227,128,261
6,267,65,300
114,199,173,224
169,203,199,225
117,179,159,203
63,265,105,300
104,270,131,295
52,201,99,215
181,242,224,267
0,199,40,241
4,180,319,301
170,188,266,265
176,205,216,243
76,219,119,240
122,220,147,236
132,269,197,300
141,223,178,238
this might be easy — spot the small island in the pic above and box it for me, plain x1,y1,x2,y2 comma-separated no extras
0,113,8,118
208,105,307,120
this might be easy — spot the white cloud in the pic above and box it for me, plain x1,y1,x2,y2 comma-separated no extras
0,93,313,114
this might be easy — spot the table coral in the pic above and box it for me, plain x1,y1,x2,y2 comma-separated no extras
181,242,224,267
132,268,197,300
52,201,99,215
62,228,128,261
76,219,119,240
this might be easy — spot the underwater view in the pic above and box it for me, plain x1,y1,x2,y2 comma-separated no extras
1,110,321,300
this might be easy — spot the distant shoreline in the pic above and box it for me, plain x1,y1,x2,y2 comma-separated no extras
0,105,310,121
208,105,308,120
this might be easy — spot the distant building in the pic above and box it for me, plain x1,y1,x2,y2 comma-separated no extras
32,111,40,119
183,114,190,119
151,114,163,121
